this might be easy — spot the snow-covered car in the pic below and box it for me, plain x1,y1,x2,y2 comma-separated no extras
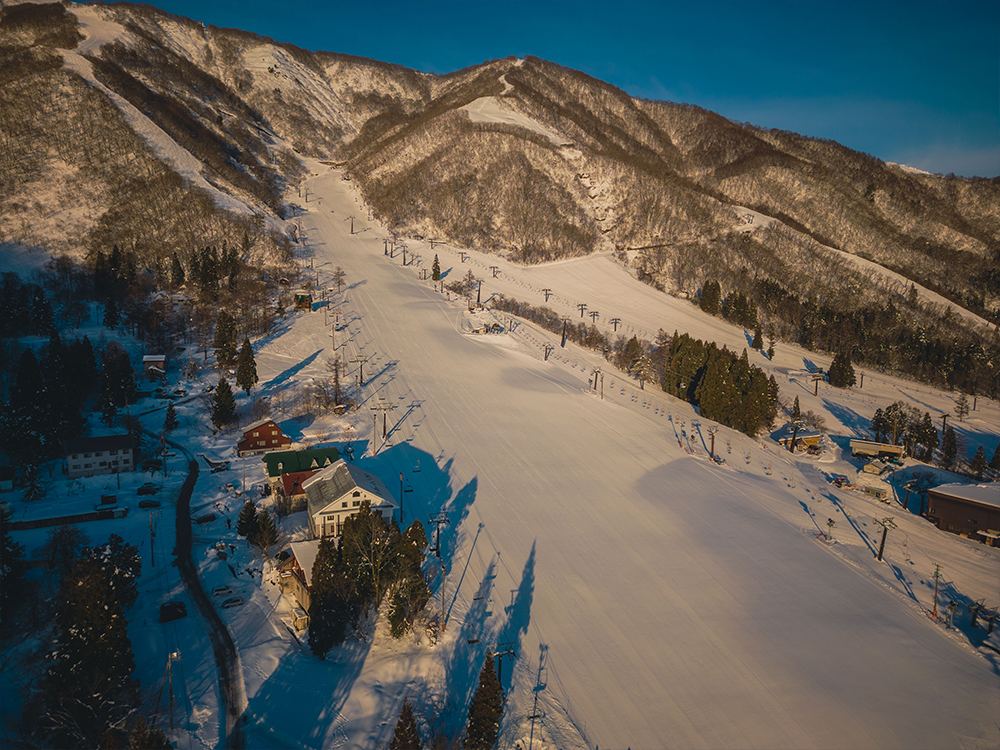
137,482,159,495
221,596,245,609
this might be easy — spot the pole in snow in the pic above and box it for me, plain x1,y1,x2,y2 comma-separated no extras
541,288,552,302
610,317,621,332
577,303,587,318
560,318,569,348
873,516,896,561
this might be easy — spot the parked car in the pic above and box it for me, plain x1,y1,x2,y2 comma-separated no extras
138,499,161,509
137,482,159,495
159,601,187,623
221,596,245,609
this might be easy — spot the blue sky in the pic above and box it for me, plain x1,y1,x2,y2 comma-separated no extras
105,0,998,177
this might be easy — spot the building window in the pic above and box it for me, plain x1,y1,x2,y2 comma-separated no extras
253,431,259,437
72,454,79,459
122,458,130,464
84,453,91,458
342,502,348,508
99,461,106,467
110,449,118,456
352,491,361,497
84,463,92,469
353,500,360,507
947,524,962,532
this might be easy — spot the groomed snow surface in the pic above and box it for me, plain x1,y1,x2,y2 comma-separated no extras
5,161,999,750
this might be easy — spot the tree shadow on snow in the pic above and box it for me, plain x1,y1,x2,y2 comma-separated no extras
260,349,324,393
823,398,870,437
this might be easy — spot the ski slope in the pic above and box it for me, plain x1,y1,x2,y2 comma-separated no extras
230,164,1000,749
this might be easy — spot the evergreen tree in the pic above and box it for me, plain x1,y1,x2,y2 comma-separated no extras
0,516,26,623
341,501,398,608
970,446,988,480
870,408,886,443
236,337,259,396
41,524,90,586
21,461,44,502
236,500,260,546
954,393,970,421
128,717,172,750
766,327,775,360
792,395,801,420
828,350,856,388
103,296,120,329
918,412,938,462
631,355,657,390
252,508,278,556
5,349,53,459
211,377,237,428
389,699,422,750
941,424,957,470
884,402,908,445
164,402,179,433
82,534,141,610
43,557,138,748
389,520,431,638
333,266,347,293
309,537,358,657
464,653,504,750
101,341,136,408
170,252,185,287
214,311,238,367
752,322,763,350
431,255,440,282
699,280,721,315
990,443,1000,475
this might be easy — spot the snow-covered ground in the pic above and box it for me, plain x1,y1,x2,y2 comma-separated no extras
237,163,999,748
4,157,999,749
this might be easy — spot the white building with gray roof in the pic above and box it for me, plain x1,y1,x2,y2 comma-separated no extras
303,459,396,538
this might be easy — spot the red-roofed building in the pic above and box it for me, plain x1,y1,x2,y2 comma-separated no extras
237,418,292,457
279,470,315,514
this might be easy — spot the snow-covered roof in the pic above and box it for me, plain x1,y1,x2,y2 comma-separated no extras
929,483,1000,510
288,540,321,588
241,417,281,435
303,459,396,518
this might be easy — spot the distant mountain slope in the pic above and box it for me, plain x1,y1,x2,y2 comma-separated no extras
0,1,996,391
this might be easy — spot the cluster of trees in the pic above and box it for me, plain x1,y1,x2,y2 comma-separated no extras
0,274,56,338
696,270,997,397
9,526,171,749
308,504,431,657
236,500,279,554
385,653,505,749
0,333,114,462
663,333,779,437
869,401,1000,478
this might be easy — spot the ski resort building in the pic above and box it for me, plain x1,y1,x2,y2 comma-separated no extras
926,484,1000,546
262,447,340,489
63,435,135,479
237,418,292,457
279,539,320,627
303,459,396,539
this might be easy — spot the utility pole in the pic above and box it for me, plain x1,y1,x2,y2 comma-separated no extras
495,642,517,687
609,317,621,332
812,373,823,397
459,251,467,263
149,511,156,567
349,215,355,234
370,396,396,454
428,513,450,630
826,517,836,543
489,265,499,278
544,344,554,361
399,472,404,525
873,516,896,561
350,354,369,387
476,279,483,308
788,418,804,452
932,563,942,617
541,288,552,302
589,310,600,324
560,317,570,348
577,302,587,318
707,427,718,458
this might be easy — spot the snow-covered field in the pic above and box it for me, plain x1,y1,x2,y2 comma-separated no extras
4,157,999,750
238,163,999,748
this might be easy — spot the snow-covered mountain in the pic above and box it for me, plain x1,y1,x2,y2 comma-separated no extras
2,2,998,313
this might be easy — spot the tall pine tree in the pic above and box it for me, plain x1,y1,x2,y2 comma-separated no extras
309,537,358,657
212,377,237,428
389,699,422,750
236,337,259,396
941,424,957,470
214,311,238,367
828,350,856,388
464,653,504,750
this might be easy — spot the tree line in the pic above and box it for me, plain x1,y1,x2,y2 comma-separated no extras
1,522,171,749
